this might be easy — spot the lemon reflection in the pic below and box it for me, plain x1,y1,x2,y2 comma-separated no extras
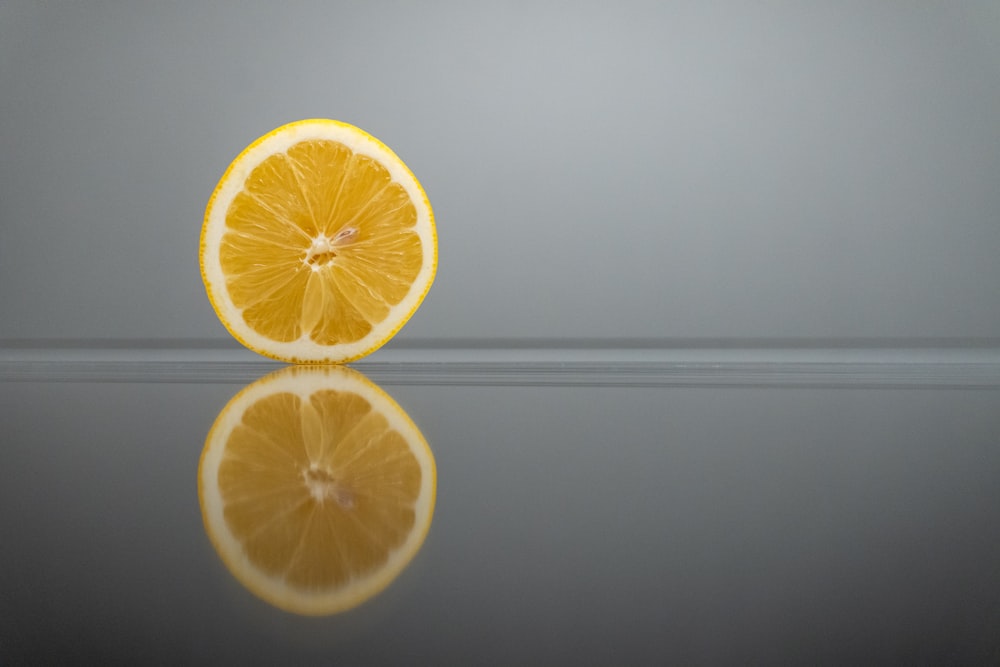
198,365,436,616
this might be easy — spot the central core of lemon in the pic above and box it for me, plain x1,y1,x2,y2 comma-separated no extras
303,228,359,270
303,464,355,507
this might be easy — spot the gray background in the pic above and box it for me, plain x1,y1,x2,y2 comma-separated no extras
2,1,998,344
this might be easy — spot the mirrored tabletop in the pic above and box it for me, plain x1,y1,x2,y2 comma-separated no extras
2,348,1000,665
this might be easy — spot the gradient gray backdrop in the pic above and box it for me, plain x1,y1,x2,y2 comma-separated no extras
2,1,998,343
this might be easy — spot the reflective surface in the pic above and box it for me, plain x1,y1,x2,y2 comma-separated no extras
3,356,1000,664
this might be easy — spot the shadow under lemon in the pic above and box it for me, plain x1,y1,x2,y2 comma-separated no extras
198,365,436,616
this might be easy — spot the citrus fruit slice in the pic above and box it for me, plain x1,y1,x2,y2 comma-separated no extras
198,365,437,615
200,119,436,363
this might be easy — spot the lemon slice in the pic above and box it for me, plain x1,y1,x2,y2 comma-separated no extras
200,119,436,363
198,365,437,615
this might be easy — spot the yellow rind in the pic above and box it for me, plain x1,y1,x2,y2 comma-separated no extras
200,119,437,364
197,365,437,615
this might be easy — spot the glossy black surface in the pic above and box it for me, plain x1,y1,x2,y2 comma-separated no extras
2,360,1000,665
